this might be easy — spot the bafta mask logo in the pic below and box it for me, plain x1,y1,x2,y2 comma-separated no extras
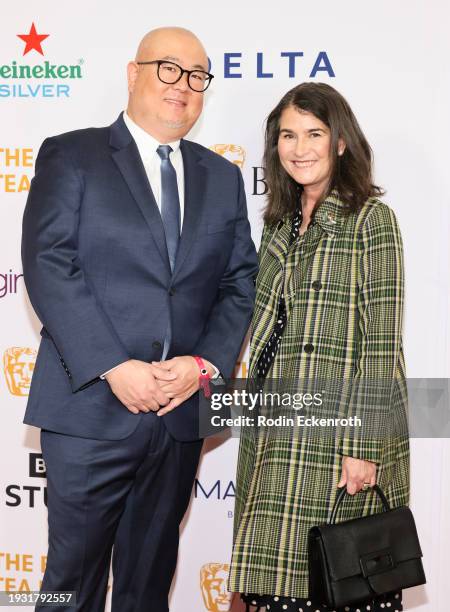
210,144,246,169
200,563,232,612
3,347,37,396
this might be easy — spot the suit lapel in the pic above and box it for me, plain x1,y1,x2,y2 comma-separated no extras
172,140,207,280
109,114,171,274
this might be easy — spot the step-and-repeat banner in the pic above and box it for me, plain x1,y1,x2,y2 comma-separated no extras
1,1,449,610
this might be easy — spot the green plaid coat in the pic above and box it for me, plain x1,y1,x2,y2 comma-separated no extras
228,193,409,598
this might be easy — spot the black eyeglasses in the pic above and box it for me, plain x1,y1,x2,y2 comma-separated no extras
136,59,214,92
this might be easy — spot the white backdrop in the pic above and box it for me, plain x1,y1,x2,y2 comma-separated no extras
1,1,449,610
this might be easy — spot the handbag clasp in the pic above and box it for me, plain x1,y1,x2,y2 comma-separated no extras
360,549,395,577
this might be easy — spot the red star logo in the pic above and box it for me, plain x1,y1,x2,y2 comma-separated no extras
17,23,49,56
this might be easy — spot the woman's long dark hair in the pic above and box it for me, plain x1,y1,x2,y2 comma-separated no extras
263,82,384,225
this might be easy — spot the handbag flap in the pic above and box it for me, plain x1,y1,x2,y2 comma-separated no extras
316,507,423,581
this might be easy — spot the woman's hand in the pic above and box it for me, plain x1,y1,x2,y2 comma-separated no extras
338,456,377,495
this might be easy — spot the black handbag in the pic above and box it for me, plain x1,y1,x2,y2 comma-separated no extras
308,485,426,608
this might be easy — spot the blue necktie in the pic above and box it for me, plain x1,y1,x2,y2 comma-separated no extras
157,145,180,272
157,145,180,359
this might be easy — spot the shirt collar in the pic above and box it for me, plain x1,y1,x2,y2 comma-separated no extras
123,111,181,161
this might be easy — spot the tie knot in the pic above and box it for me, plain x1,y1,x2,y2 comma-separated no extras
157,145,173,161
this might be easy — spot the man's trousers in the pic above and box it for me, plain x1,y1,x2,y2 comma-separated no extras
37,411,203,612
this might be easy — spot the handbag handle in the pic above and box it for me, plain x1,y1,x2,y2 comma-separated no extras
329,484,391,524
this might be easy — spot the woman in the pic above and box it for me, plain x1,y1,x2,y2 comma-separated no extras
228,83,409,612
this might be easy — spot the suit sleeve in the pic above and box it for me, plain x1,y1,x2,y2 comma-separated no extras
338,203,405,463
22,137,130,392
193,165,258,378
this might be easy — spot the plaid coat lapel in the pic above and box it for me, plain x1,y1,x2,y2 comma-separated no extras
251,193,347,372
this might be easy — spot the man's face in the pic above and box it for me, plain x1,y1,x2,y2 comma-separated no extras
127,30,207,143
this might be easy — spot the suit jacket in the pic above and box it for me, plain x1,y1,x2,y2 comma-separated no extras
21,113,258,441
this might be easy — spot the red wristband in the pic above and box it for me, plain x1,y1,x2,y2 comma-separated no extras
193,355,211,398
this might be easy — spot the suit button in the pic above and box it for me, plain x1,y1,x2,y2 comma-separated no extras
304,343,314,354
311,280,322,291
152,341,162,350
168,288,176,296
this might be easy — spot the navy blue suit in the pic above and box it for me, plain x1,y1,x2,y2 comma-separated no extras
21,113,257,611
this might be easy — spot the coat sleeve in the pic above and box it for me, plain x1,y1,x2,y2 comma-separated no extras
193,165,258,378
21,137,130,392
338,203,405,463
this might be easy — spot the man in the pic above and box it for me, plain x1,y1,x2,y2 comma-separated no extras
22,27,257,612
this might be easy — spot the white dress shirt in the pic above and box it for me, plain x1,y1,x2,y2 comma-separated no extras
123,111,185,227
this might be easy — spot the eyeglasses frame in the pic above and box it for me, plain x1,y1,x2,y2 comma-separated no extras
136,59,214,92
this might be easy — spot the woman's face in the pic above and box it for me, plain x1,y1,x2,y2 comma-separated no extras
277,106,338,194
